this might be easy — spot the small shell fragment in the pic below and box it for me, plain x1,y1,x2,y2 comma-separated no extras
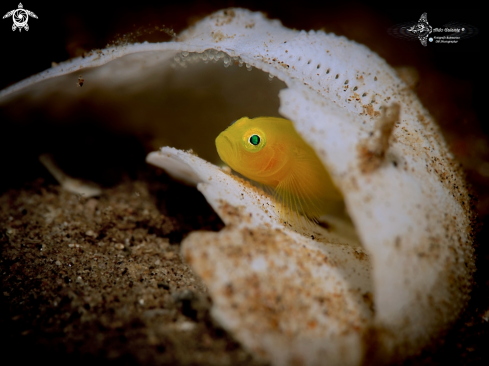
39,153,101,198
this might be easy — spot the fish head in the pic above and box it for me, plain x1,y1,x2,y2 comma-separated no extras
216,117,283,184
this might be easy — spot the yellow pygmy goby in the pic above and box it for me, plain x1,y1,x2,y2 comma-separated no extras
215,116,343,225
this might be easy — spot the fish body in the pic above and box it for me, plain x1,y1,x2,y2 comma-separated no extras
215,117,343,225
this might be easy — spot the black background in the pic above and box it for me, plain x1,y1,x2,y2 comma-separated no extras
0,2,486,364
0,2,481,115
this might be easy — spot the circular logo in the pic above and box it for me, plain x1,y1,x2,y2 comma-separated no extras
12,9,28,27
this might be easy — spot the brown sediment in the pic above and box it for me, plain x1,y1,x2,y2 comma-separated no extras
0,177,266,366
357,103,400,173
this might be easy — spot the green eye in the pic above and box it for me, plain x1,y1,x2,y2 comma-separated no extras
242,128,266,152
249,134,260,146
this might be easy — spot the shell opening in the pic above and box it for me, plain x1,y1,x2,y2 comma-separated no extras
170,49,360,245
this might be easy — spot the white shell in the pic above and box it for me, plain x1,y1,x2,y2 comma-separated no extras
0,8,475,365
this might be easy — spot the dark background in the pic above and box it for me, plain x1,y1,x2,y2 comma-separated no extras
1,1,486,365
0,3,481,131
0,2,481,110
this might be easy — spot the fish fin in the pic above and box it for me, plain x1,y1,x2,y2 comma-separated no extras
274,170,324,230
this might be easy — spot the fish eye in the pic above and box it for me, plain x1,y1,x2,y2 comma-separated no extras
249,134,260,146
242,127,266,152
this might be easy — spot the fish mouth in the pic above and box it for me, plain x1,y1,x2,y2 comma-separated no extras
215,133,236,164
